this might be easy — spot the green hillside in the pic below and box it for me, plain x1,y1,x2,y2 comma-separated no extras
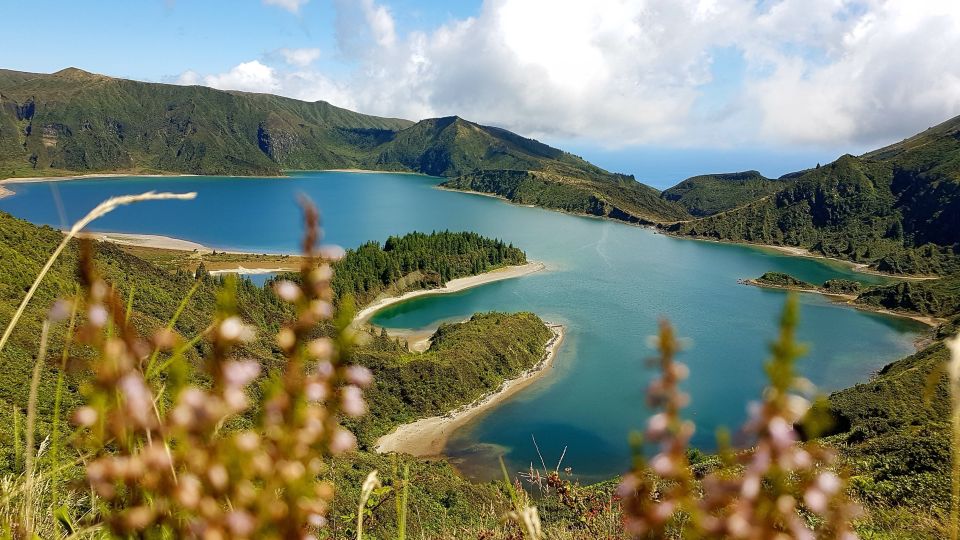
441,169,690,224
856,273,960,317
0,68,413,178
363,115,611,178
827,316,959,530
0,68,694,224
660,170,792,217
663,115,960,275
0,69,614,183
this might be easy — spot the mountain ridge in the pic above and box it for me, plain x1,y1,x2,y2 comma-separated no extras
663,113,960,275
0,67,690,224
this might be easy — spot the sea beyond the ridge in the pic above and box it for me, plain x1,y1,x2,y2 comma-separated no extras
0,170,926,481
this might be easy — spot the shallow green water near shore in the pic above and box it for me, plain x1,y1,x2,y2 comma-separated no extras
0,171,924,482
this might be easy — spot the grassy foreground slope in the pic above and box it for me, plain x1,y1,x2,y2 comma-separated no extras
0,209,563,536
827,316,959,534
664,115,960,276
0,211,295,463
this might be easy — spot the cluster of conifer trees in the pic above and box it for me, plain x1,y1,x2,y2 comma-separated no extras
330,231,526,305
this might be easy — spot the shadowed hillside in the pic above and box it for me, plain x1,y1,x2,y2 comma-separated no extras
661,170,793,217
663,114,960,276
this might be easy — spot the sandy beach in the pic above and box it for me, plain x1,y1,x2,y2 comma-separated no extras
0,186,12,199
317,168,423,175
353,261,546,326
375,323,565,457
77,231,213,252
208,266,295,275
0,172,204,185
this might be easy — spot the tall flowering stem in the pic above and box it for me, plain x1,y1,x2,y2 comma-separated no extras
946,334,960,540
69,197,372,538
621,295,862,539
619,320,700,537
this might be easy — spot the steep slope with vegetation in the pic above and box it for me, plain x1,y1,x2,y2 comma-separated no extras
349,312,553,445
0,211,294,462
441,169,690,224
827,316,959,532
855,273,960,317
665,115,960,276
0,68,413,178
747,269,959,318
660,170,792,217
363,115,609,178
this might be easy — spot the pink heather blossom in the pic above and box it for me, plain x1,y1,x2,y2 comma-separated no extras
313,264,333,281
793,448,812,468
277,328,296,349
786,395,811,421
346,365,373,387
48,299,72,322
330,429,356,455
652,501,675,522
616,474,639,497
776,494,796,514
767,417,794,448
234,432,260,452
306,381,329,402
308,339,333,359
741,474,761,499
804,488,827,513
88,305,108,327
118,373,154,427
671,362,690,380
222,360,261,388
315,360,334,379
341,385,367,417
274,280,301,302
219,316,254,342
224,387,249,411
176,474,201,509
73,406,98,426
650,454,674,476
207,464,229,490
319,245,345,261
226,511,255,536
310,300,333,319
646,412,668,436
817,471,842,495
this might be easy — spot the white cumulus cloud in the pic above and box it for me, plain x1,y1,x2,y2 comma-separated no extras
178,60,280,94
179,0,960,149
263,0,308,14
278,47,322,67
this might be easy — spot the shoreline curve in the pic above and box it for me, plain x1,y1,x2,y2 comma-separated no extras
353,261,546,326
375,323,565,457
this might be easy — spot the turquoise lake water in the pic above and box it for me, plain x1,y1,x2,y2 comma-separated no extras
0,171,925,482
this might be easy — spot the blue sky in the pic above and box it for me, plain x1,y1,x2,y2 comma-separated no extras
3,0,958,188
